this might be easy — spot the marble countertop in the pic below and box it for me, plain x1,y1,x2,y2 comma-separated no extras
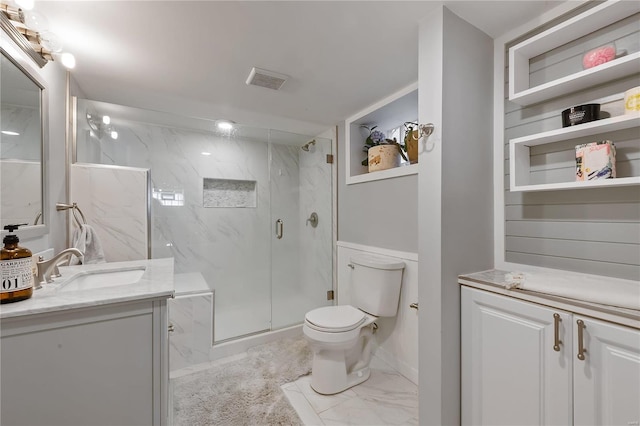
0,258,175,320
459,269,640,329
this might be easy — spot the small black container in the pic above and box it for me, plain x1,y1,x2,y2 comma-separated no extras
562,104,600,127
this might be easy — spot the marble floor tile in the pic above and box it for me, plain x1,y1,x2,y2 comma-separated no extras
287,356,419,426
294,375,359,413
281,383,324,426
319,397,386,426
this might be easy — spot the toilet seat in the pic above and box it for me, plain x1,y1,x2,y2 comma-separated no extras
305,305,366,333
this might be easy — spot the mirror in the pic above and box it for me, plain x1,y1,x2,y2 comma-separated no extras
0,46,47,237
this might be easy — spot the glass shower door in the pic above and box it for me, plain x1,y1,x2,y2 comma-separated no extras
269,131,333,330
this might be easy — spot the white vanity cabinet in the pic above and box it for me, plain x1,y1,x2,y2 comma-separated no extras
0,298,169,426
461,287,573,425
462,286,640,426
573,315,640,425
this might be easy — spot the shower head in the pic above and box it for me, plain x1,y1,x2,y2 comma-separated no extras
301,140,316,152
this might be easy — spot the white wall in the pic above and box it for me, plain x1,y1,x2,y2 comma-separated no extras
337,241,419,385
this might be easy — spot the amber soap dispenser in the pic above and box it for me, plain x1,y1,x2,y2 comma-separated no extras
1,224,34,304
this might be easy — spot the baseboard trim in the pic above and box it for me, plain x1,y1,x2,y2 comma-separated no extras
374,345,419,386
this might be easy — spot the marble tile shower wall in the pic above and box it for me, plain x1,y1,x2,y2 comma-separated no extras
78,121,311,339
70,163,149,262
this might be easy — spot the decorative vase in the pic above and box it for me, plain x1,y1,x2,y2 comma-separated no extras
405,129,419,164
368,144,400,172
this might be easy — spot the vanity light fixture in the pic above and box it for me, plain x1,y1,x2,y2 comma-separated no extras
0,0,76,69
110,131,118,140
102,115,111,125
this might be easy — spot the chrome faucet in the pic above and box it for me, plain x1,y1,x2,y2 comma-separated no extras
36,248,84,286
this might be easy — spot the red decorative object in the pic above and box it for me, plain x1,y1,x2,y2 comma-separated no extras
582,45,616,69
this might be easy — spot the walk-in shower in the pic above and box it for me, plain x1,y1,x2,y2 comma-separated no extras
73,99,333,349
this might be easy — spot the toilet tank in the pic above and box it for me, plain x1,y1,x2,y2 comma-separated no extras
350,254,405,317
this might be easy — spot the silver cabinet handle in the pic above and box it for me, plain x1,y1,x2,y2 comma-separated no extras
553,313,562,352
276,219,283,239
576,319,586,361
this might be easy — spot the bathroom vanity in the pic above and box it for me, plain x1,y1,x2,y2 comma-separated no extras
459,270,640,426
0,258,174,426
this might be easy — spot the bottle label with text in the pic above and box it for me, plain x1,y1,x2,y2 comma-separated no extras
1,258,35,293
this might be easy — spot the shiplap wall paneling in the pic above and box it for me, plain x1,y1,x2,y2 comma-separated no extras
503,15,640,281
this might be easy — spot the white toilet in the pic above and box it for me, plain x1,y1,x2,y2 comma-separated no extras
303,254,405,395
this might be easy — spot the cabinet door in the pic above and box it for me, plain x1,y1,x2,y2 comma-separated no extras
1,304,156,426
462,287,573,425
573,316,640,426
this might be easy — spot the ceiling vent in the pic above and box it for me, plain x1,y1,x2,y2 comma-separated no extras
246,67,288,90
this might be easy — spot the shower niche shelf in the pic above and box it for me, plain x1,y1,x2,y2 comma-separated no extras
203,178,257,208
345,83,418,185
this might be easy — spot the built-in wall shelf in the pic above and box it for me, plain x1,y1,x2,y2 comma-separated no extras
510,113,640,192
345,82,418,185
347,163,419,185
511,113,640,147
509,0,640,106
510,176,640,193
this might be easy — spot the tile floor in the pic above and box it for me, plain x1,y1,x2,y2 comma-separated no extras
282,357,419,425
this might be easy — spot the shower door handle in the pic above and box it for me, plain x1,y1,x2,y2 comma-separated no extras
275,219,283,239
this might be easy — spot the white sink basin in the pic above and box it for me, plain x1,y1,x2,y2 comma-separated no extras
57,267,146,292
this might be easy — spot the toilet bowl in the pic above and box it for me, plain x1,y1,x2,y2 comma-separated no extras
303,254,405,395
303,305,377,394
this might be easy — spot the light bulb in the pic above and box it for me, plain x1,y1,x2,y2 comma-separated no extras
102,115,111,125
217,120,233,130
1,130,20,136
60,52,76,69
201,152,212,156
39,31,63,53
24,10,49,32
15,0,34,10
110,130,118,139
